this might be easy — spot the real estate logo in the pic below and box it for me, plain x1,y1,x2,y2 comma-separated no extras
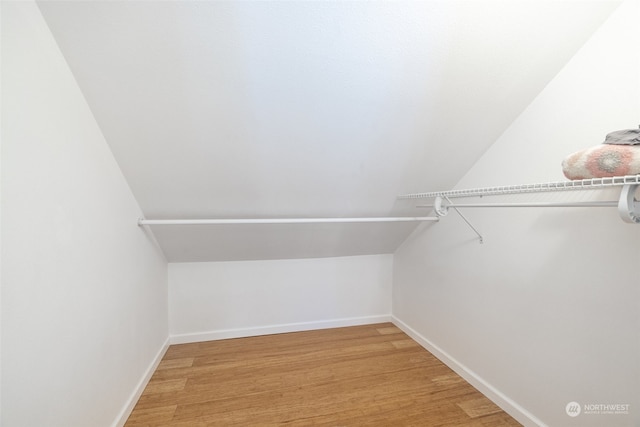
566,402,581,417
565,401,630,417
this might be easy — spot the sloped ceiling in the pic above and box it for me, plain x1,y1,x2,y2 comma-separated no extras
37,0,619,262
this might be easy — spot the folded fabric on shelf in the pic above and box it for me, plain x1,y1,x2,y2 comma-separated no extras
562,144,640,180
603,127,640,146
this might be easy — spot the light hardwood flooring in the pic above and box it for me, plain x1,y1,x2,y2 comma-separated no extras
125,323,521,426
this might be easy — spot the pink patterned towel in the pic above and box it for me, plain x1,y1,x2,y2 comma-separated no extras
562,144,640,180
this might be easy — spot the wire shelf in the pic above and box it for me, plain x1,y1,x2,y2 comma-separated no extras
397,175,640,200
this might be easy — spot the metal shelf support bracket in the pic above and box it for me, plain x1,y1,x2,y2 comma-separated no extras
618,184,640,224
435,196,484,244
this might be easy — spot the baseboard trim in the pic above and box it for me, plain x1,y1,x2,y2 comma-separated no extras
113,336,170,427
391,316,546,427
169,315,392,345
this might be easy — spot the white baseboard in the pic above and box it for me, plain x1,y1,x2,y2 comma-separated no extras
113,337,170,427
391,316,546,427
170,314,392,345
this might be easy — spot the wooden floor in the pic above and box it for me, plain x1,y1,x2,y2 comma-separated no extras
126,323,521,426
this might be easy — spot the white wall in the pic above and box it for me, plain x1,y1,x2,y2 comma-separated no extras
0,3,4,421
393,1,639,427
1,3,169,426
169,255,392,343
37,1,619,263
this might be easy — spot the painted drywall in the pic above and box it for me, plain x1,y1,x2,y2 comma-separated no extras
1,2,168,426
393,1,639,426
169,255,392,343
0,2,3,420
37,0,619,261
150,221,420,263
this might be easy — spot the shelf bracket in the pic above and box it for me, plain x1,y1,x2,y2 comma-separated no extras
434,196,484,244
433,196,449,217
618,184,640,223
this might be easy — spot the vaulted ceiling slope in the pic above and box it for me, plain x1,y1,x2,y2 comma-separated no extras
37,0,619,262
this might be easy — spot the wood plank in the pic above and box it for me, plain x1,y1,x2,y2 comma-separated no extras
143,379,188,394
156,358,194,370
125,323,521,426
125,405,176,425
432,372,467,386
376,326,403,335
391,338,420,349
458,396,505,418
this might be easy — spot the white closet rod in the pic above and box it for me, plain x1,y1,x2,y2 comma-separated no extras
138,216,439,226
398,174,640,200
420,201,618,209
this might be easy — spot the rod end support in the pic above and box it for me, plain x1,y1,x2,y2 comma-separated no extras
434,196,449,217
618,184,640,224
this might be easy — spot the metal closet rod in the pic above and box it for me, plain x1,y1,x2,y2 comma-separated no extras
138,216,439,226
420,201,619,209
398,174,640,200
